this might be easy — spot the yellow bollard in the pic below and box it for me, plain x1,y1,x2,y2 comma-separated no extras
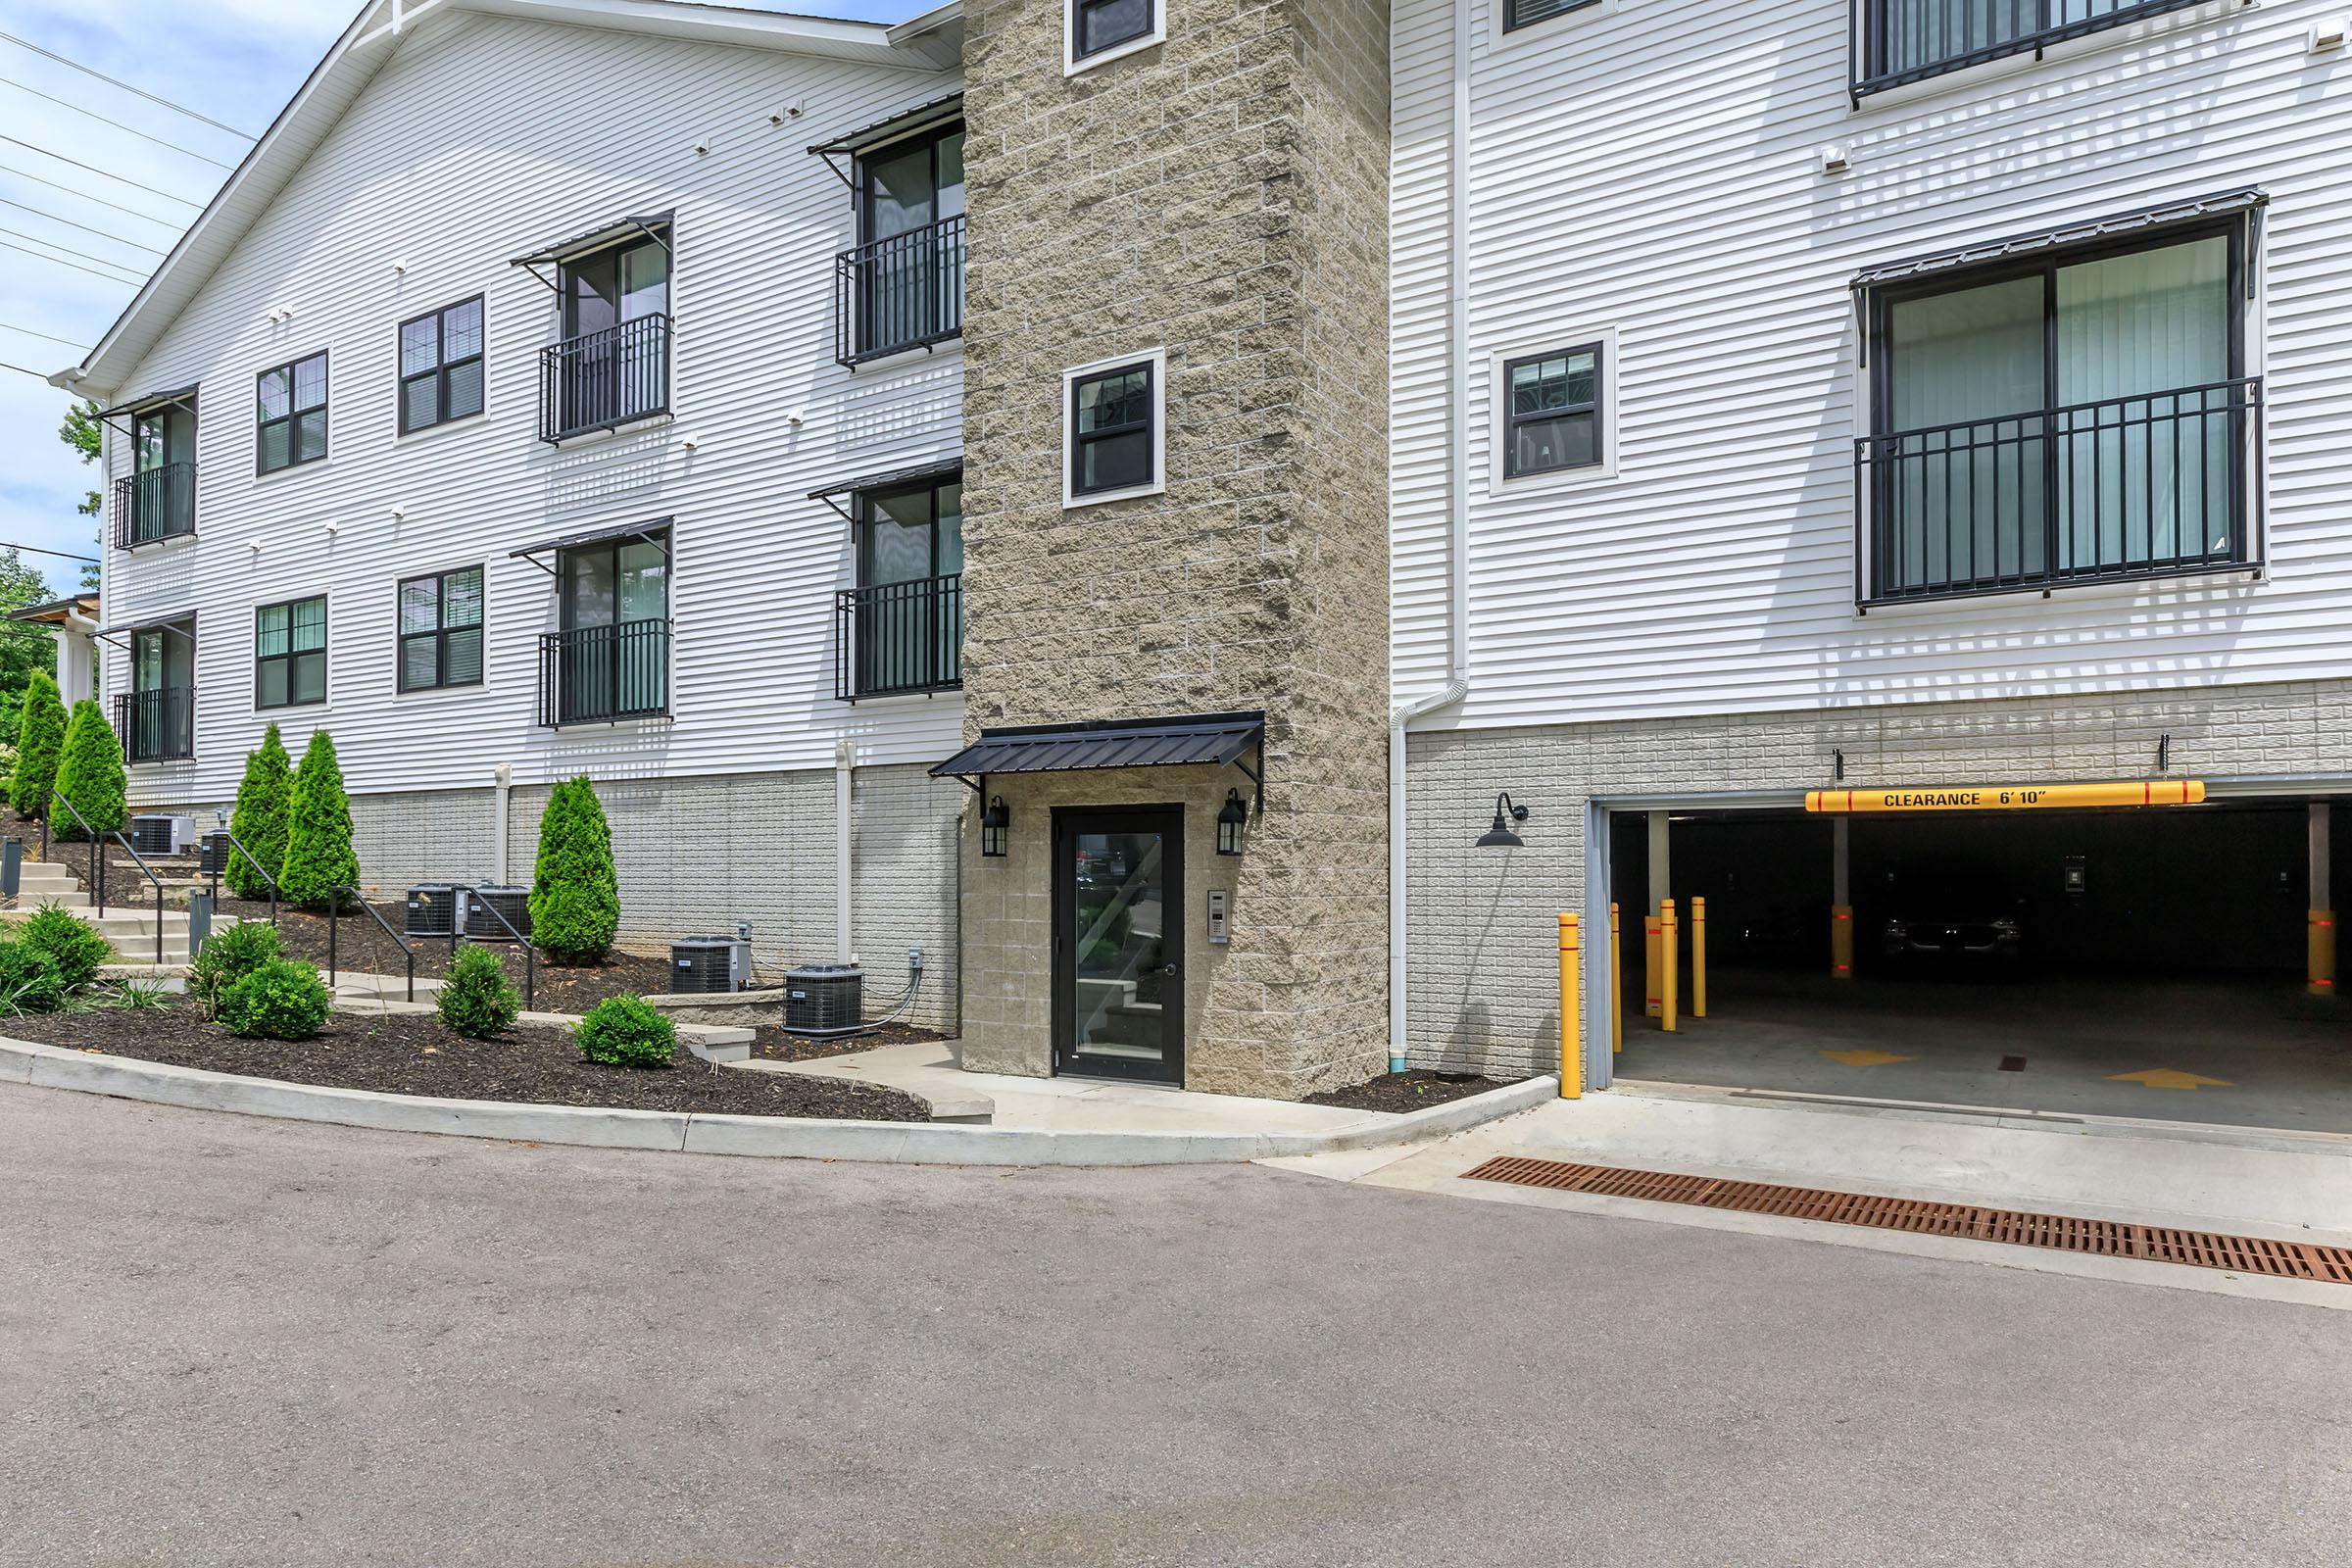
1691,896,1708,1019
2311,909,2337,999
1831,905,1854,982
1659,899,1680,1033
1557,913,1581,1099
1608,903,1623,1055
1644,912,1662,1017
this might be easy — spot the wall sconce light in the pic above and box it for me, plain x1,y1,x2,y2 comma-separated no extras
1216,788,1249,856
980,795,1009,858
1477,792,1529,850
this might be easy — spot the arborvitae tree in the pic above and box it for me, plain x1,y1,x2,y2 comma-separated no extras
278,730,358,910
225,724,292,900
49,699,125,840
528,775,618,963
10,670,65,818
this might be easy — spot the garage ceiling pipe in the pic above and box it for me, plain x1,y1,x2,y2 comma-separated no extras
1387,0,1477,1075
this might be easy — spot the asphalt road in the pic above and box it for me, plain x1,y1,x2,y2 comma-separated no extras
3,1083,2347,1568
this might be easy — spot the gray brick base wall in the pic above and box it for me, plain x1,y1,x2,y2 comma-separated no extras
1404,679,2352,1080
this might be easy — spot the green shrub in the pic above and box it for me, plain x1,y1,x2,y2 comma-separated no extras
529,776,618,963
217,958,332,1041
437,943,521,1040
49,698,125,840
17,903,110,989
9,670,64,818
226,724,292,901
111,977,172,1010
0,940,66,1016
279,730,358,910
573,993,674,1068
190,919,282,1016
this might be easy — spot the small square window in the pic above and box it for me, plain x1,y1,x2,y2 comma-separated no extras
256,595,328,709
1503,345,1602,478
256,352,328,474
397,565,486,693
399,297,486,435
1067,0,1160,72
1065,352,1164,506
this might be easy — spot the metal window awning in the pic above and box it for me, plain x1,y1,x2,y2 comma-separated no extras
808,457,963,519
510,211,675,291
90,382,199,436
932,710,1266,811
509,517,673,574
807,91,962,181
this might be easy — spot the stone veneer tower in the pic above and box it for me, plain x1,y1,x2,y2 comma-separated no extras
952,0,1393,1098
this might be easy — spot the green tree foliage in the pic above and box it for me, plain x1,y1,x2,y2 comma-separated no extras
17,903,110,989
528,776,618,963
50,698,126,839
10,670,66,817
279,730,358,910
217,958,332,1040
0,547,59,741
190,919,282,1017
226,725,292,900
437,943,521,1039
573,993,674,1067
60,399,102,519
0,941,66,1016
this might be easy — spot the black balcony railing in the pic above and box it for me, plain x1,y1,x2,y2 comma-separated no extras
835,574,962,701
1857,377,2261,606
113,464,196,548
114,687,195,762
1855,0,2214,95
538,314,670,442
834,215,965,367
537,619,669,726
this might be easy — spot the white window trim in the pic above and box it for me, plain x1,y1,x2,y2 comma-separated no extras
1491,0,1617,55
1489,325,1619,495
1063,347,1167,510
1064,0,1164,76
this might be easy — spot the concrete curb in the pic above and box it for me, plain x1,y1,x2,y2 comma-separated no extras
0,1036,1556,1166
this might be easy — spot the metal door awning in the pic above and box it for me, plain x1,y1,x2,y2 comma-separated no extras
932,710,1264,808
808,456,962,520
510,517,672,574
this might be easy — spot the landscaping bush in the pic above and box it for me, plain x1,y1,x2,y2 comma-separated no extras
190,919,282,1016
0,940,67,1016
17,903,110,989
226,724,292,900
217,957,332,1041
9,670,64,818
49,698,125,841
279,730,358,910
438,942,521,1040
529,775,618,963
573,993,674,1068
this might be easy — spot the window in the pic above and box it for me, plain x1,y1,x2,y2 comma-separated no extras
399,297,485,434
1502,345,1602,478
545,231,670,440
1065,352,1163,506
1857,0,2213,95
544,530,669,724
1066,0,1160,71
1861,224,2255,604
397,566,485,692
256,352,328,473
255,596,327,709
1504,0,1599,30
117,398,195,547
842,123,966,365
122,619,196,762
841,474,963,700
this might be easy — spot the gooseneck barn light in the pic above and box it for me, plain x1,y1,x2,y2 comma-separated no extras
1477,792,1530,850
980,796,1010,858
1216,788,1249,856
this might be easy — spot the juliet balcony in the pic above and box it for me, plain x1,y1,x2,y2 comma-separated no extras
113,464,196,549
115,688,195,763
835,574,962,702
538,315,671,442
536,619,670,727
833,215,965,368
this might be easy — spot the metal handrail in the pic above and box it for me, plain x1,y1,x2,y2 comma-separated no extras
1853,0,2210,96
835,573,962,702
54,789,167,964
834,213,965,366
113,462,196,548
206,828,279,926
325,886,416,1004
454,885,535,1011
538,314,670,442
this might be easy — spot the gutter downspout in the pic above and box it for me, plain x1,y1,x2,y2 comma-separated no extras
1388,0,1476,1074
835,736,856,961
492,762,513,883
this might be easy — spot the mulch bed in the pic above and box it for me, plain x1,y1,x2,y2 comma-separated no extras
750,1021,940,1064
245,901,676,1010
5,1002,927,1122
1304,1068,1518,1114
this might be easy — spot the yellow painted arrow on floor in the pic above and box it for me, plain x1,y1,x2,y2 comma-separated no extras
1821,1049,1912,1067
2107,1069,2233,1090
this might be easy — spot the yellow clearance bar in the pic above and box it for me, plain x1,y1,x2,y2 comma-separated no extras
1805,780,2206,814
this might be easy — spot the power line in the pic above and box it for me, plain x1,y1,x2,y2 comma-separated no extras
0,223,150,277
0,162,186,228
0,29,255,140
0,134,205,208
0,76,237,171
0,237,141,286
0,196,166,255
0,539,99,563
0,360,58,379
0,321,87,349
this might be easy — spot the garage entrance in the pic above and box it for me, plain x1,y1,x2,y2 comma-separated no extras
1603,793,2352,1135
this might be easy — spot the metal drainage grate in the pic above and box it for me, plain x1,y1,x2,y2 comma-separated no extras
1461,1155,2352,1286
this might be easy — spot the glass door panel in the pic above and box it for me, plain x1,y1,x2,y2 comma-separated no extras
1057,808,1184,1083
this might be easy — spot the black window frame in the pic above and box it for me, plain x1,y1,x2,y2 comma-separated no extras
1853,0,2216,98
254,595,328,710
1067,358,1158,501
255,351,329,475
1071,0,1157,63
1503,0,1600,32
1501,342,1604,479
397,296,486,435
396,565,487,694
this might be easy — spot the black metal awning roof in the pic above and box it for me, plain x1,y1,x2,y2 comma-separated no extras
1851,187,2267,291
509,517,672,573
932,710,1265,806
807,91,962,159
808,456,962,517
510,212,674,290
92,383,198,421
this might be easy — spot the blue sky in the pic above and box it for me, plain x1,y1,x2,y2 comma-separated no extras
0,0,916,599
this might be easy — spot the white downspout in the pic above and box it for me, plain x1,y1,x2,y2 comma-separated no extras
1388,0,1476,1073
834,736,856,961
492,762,513,883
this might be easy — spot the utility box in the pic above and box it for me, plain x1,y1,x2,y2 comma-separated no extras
784,962,864,1037
128,815,197,856
199,830,230,877
464,885,531,942
405,884,460,939
670,938,737,995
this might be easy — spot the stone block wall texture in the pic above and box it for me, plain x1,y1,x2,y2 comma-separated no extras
1403,679,2352,1080
956,0,1394,1097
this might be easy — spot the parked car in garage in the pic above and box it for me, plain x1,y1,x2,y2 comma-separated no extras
1881,865,2024,966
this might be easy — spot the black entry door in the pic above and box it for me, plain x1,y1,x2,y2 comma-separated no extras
1054,806,1184,1083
